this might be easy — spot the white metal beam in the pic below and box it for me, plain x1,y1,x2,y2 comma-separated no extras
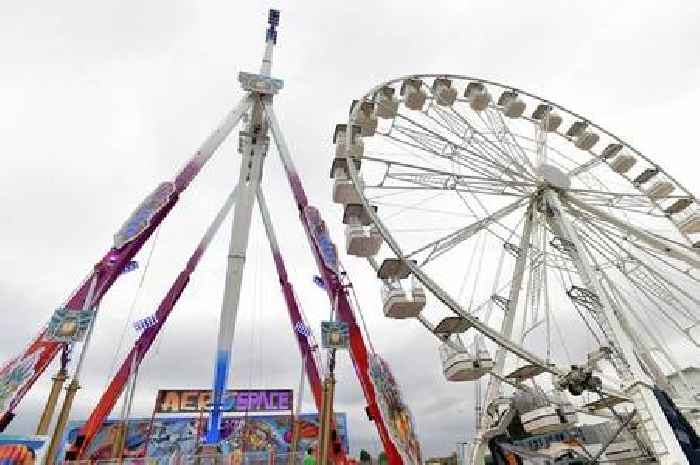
546,189,689,465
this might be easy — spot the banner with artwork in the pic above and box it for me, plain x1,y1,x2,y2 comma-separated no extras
0,434,49,465
368,354,422,465
58,413,348,463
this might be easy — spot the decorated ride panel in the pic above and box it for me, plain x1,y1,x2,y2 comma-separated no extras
369,354,422,465
303,206,339,275
58,413,349,463
0,434,49,465
321,321,350,350
114,182,176,250
46,308,94,343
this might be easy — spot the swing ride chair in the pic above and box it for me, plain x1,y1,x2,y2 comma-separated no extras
330,73,700,465
0,10,408,465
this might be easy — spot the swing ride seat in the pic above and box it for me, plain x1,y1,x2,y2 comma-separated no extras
375,86,399,119
465,82,491,112
498,91,526,118
432,78,458,107
381,279,426,319
439,344,493,382
400,78,427,111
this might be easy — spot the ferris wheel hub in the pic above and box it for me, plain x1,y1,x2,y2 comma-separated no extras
536,163,571,189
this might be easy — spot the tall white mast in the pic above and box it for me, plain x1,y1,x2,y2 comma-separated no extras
206,9,283,442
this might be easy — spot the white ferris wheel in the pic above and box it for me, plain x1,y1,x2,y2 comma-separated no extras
329,75,700,465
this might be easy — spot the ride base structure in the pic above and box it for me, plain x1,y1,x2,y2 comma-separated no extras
0,10,409,465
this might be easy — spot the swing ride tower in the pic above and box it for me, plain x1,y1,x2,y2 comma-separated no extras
0,10,409,465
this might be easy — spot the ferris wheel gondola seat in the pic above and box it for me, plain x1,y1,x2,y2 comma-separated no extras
646,180,675,200
345,223,382,257
665,197,694,215
519,404,577,435
498,91,526,118
350,100,378,137
401,78,427,111
465,82,492,112
432,78,458,107
574,131,600,151
334,124,364,159
532,104,563,132
679,212,700,235
601,143,623,160
633,167,660,186
609,153,637,174
333,174,363,205
540,112,563,132
381,277,425,319
439,344,493,382
343,204,381,256
374,86,399,119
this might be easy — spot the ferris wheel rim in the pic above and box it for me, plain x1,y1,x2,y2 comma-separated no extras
352,72,696,206
340,73,700,391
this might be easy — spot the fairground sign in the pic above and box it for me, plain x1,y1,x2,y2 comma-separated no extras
155,389,293,413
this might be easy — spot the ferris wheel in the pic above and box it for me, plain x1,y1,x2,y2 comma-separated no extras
330,74,700,464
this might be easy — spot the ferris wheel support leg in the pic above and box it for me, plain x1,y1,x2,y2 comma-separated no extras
480,202,535,422
206,96,268,444
546,189,690,465
471,203,535,465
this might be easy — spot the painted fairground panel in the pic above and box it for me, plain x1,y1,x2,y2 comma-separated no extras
155,389,293,414
58,413,348,463
368,354,422,465
0,434,49,465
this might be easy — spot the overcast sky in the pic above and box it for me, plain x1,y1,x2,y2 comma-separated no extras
2,0,700,459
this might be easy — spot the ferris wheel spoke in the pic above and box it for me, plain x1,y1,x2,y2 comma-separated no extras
362,155,536,194
570,209,700,343
430,104,534,178
490,111,538,175
389,113,532,183
405,196,529,264
565,193,700,270
565,188,686,217
411,104,532,181
418,99,517,174
580,213,700,286
476,108,537,177
382,131,522,183
442,107,537,182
